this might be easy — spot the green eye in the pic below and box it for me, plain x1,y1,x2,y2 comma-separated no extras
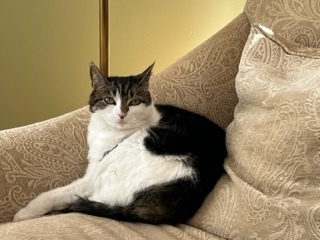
104,97,115,104
130,99,141,106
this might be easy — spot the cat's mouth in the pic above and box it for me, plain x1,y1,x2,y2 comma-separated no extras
116,119,127,125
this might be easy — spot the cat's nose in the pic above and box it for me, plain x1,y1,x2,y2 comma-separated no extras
117,112,127,119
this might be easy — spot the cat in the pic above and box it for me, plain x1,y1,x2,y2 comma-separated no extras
13,62,227,224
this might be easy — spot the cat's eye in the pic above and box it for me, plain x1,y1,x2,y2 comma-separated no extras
104,97,115,105
130,99,141,106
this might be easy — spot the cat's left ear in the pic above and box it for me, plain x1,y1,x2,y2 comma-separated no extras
137,62,155,88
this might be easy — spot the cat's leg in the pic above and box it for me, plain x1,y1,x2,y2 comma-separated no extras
13,177,92,222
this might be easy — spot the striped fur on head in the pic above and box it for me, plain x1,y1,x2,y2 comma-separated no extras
88,62,154,113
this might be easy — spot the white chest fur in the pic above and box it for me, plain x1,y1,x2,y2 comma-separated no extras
87,129,195,206
84,104,195,206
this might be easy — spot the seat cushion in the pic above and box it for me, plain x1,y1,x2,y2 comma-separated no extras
0,213,225,240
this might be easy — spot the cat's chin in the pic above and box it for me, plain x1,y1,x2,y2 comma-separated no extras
113,120,130,129
115,121,126,127
113,121,141,131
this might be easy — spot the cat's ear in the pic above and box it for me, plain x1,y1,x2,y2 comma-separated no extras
137,62,155,89
89,62,107,89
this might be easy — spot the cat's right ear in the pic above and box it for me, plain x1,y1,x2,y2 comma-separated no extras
89,62,106,89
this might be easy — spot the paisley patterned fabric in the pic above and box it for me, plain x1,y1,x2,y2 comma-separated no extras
0,213,224,240
0,107,90,224
245,0,320,47
150,13,250,129
192,25,320,239
1,0,320,239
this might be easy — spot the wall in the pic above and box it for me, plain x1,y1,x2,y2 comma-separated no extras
0,0,99,130
109,0,246,75
0,0,246,130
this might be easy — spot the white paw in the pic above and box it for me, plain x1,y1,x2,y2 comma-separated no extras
13,206,41,222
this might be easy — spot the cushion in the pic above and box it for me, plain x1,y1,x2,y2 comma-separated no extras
245,0,320,48
190,25,320,239
0,213,224,240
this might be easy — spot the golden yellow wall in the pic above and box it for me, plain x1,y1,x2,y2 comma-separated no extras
0,0,246,130
109,0,246,75
0,0,99,130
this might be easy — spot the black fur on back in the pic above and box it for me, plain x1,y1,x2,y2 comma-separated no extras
63,104,226,225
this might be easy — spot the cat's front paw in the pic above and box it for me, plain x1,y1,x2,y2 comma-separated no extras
13,206,41,222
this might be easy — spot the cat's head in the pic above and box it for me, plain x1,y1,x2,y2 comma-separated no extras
88,62,156,129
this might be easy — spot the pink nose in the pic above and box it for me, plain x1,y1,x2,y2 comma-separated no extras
118,112,127,119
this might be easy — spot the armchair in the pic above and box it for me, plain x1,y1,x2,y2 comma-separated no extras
1,0,320,239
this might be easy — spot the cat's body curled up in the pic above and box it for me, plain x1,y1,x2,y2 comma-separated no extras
14,63,227,224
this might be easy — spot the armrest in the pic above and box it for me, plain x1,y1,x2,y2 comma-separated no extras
150,12,250,129
0,107,89,223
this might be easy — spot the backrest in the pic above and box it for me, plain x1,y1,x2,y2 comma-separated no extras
149,13,251,129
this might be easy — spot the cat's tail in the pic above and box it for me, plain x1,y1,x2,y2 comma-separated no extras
62,197,178,225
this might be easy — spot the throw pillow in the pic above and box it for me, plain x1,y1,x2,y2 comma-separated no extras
190,25,320,239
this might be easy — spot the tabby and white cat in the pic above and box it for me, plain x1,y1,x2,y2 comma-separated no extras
14,63,226,224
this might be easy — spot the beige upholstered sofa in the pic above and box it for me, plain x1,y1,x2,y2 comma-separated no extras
1,0,320,239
